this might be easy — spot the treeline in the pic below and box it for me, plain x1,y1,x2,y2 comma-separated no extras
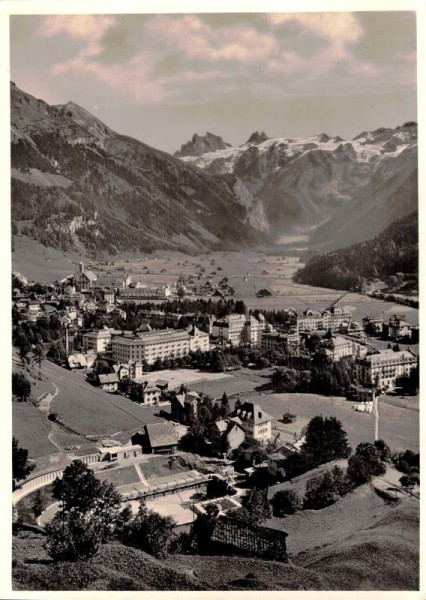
294,212,418,290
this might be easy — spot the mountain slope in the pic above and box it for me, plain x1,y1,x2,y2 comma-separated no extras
11,83,267,256
294,211,418,291
177,124,417,250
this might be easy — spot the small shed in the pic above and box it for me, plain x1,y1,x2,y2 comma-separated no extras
282,412,297,424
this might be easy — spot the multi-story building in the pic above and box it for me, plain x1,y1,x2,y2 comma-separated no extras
211,417,246,456
82,329,112,353
188,326,210,353
111,328,194,365
355,348,418,389
362,315,384,334
260,331,300,352
319,336,354,362
119,285,171,302
212,313,267,347
296,307,352,333
387,316,413,340
96,273,131,290
323,307,352,331
231,401,273,444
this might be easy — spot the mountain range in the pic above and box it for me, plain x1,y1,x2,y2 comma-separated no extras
178,125,417,252
11,82,417,257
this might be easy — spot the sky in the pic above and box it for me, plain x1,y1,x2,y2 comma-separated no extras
9,11,417,153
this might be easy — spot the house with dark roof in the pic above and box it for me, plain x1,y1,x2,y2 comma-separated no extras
171,390,202,423
211,417,245,456
143,422,178,454
267,446,296,478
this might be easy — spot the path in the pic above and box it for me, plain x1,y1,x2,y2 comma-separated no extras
134,462,149,487
373,395,379,441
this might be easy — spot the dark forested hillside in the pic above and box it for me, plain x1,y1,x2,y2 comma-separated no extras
294,212,418,291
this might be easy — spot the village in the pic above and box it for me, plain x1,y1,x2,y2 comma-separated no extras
12,258,419,546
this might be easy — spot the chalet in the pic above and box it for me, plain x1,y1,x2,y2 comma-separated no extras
67,352,96,370
171,390,202,423
231,401,274,443
98,373,119,393
142,383,161,405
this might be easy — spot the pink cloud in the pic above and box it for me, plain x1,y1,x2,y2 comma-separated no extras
39,15,116,42
148,15,278,63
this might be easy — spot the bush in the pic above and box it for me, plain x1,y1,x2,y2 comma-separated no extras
374,439,392,462
206,476,233,499
123,501,176,558
45,510,103,561
270,490,302,517
12,372,32,401
304,472,340,510
392,450,419,475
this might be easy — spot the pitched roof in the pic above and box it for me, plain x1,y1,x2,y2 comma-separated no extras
80,270,97,281
235,402,273,425
98,373,119,384
145,422,178,448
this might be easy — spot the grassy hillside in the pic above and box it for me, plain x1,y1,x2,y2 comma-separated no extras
295,212,418,291
13,484,418,591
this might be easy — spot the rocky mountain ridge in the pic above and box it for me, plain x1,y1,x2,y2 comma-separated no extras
11,82,267,256
177,122,417,251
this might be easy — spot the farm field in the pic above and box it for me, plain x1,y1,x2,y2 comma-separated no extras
13,243,418,327
249,392,419,453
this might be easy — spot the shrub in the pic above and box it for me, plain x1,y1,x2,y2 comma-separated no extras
304,472,340,510
374,439,392,462
124,501,176,558
270,490,302,517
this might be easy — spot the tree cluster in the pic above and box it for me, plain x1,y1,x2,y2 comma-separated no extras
294,212,418,291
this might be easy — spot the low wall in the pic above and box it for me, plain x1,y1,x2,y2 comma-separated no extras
12,452,100,505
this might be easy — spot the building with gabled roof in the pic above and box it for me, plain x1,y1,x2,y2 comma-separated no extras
98,372,119,393
143,422,178,454
231,401,274,443
74,262,97,290
211,417,246,456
